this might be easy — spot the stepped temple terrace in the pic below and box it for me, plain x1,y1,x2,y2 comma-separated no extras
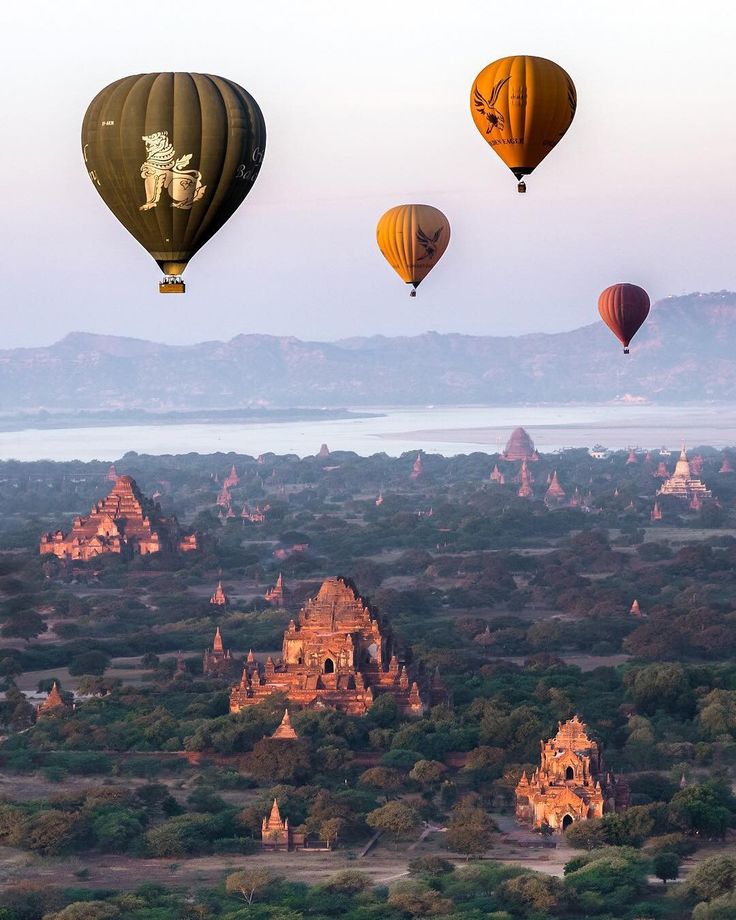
40,476,198,561
657,447,712,502
230,576,442,717
515,716,629,832
503,427,538,462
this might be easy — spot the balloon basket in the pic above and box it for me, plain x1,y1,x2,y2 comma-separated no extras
623,347,630,355
160,277,186,294
517,181,527,194
410,290,417,298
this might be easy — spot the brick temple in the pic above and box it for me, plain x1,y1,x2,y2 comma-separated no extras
657,447,712,502
230,577,441,718
515,716,628,832
40,476,198,561
503,427,538,462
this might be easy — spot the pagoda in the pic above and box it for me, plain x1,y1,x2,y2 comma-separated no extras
203,626,236,677
489,464,505,484
210,582,229,606
375,492,384,506
265,573,285,606
503,427,538,462
40,476,197,561
410,454,423,480
517,459,534,498
544,471,566,506
36,682,70,719
216,485,231,508
106,464,119,482
261,799,305,851
629,599,642,617
223,465,240,488
654,462,669,478
626,449,638,465
318,444,331,459
690,455,704,476
657,448,712,501
271,709,298,740
650,502,663,522
719,456,733,474
515,716,629,833
230,577,429,718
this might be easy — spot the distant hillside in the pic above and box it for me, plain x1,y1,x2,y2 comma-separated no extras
2,291,735,410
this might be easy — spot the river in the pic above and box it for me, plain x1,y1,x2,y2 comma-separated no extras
1,404,735,462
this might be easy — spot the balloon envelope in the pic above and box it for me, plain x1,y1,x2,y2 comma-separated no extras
598,283,651,352
376,204,450,294
470,55,576,189
82,72,266,289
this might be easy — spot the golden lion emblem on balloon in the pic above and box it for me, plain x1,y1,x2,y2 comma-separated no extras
139,132,207,211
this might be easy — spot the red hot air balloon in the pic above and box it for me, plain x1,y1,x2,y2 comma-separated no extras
598,283,650,354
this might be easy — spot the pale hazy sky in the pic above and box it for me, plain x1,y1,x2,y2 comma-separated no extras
2,1,735,347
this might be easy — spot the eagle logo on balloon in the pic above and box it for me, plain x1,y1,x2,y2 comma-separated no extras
139,132,207,212
416,225,444,261
473,76,511,135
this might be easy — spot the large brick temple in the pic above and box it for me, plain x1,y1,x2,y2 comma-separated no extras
40,476,198,561
230,576,444,718
515,716,628,832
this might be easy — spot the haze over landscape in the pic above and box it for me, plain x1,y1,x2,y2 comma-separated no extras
3,5,736,920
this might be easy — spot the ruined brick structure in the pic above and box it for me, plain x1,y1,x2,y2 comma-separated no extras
230,577,436,718
515,716,628,832
40,476,197,561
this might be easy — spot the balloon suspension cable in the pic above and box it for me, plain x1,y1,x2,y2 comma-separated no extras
517,181,527,194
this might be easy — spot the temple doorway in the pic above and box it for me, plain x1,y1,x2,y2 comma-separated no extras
323,658,335,674
565,767,574,780
562,815,573,831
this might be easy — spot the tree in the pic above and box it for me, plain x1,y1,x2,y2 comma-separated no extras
319,817,344,849
366,801,420,849
68,650,110,677
686,855,736,903
358,766,403,796
446,802,497,859
246,738,311,782
1,611,46,643
23,810,83,855
669,782,735,839
387,880,453,916
44,902,120,920
652,850,681,885
225,867,272,905
566,819,606,850
409,759,447,788
319,870,372,894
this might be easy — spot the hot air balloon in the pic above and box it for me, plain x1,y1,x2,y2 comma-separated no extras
470,55,576,193
598,283,651,354
376,205,450,296
82,73,266,293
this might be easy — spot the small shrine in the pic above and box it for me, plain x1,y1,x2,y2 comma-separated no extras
410,454,423,480
223,465,240,488
271,710,298,740
265,573,285,606
261,799,305,851
650,502,663,522
489,464,505,484
36,682,70,719
515,716,629,832
626,449,637,465
629,599,642,617
517,459,534,498
203,626,236,677
544,471,566,506
318,444,331,459
210,582,229,606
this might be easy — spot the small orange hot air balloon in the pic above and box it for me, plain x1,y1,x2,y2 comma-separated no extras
376,204,450,296
598,283,651,354
470,55,576,192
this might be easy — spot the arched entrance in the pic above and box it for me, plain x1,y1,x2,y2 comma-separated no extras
323,658,335,674
565,766,574,781
562,814,574,831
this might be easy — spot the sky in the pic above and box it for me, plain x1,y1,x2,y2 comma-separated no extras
2,0,735,348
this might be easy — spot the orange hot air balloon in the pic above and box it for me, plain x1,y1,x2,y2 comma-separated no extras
376,204,450,296
598,283,651,354
470,55,576,192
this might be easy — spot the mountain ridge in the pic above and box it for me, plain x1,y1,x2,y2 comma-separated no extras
3,291,735,410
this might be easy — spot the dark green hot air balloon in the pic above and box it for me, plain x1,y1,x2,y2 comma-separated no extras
82,72,266,293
